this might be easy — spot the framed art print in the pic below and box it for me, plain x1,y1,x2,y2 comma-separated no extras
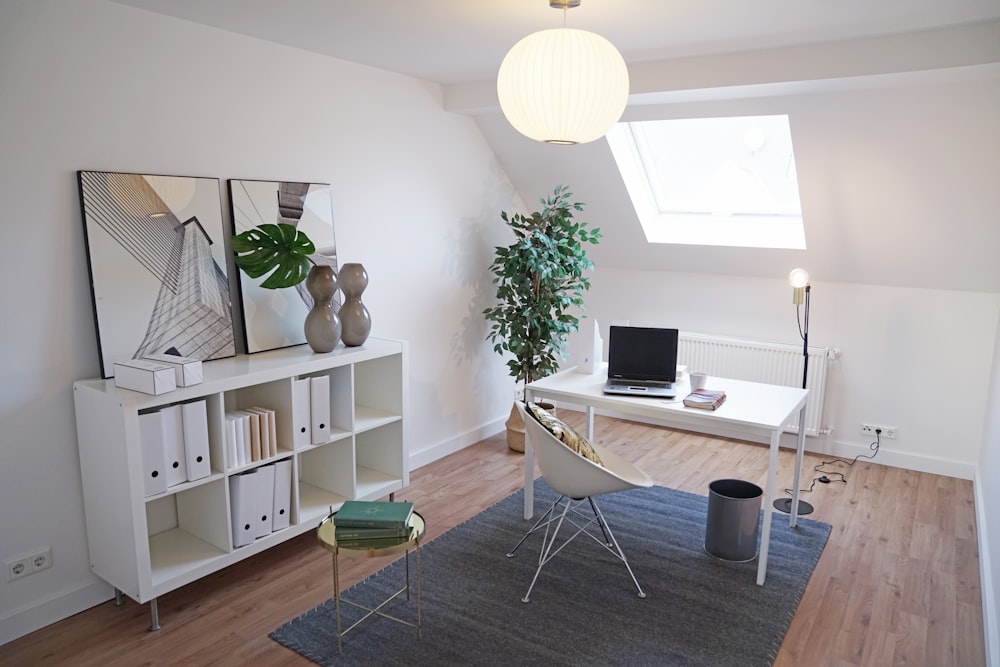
78,171,237,378
228,179,339,353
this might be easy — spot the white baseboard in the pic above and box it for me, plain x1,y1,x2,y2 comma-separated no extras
974,469,999,667
0,579,113,646
408,417,506,471
546,403,976,480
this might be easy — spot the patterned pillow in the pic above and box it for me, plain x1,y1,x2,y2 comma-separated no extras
525,402,604,466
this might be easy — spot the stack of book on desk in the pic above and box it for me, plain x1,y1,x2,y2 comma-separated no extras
683,388,727,410
334,500,414,548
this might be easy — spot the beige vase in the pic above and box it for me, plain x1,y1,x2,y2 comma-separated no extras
505,401,554,453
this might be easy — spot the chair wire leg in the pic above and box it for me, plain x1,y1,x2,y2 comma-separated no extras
590,499,646,599
521,498,572,603
506,495,564,558
588,496,612,545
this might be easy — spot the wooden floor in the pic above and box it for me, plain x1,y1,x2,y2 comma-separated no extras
1,413,985,666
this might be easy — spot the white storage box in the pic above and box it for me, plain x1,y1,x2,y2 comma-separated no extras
142,353,203,387
113,359,177,395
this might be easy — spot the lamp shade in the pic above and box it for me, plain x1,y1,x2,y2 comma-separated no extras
788,268,810,288
497,27,629,145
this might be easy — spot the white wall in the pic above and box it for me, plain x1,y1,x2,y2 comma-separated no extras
579,269,999,477
0,0,517,643
978,323,1000,667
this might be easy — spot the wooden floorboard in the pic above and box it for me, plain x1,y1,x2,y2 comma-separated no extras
0,412,986,666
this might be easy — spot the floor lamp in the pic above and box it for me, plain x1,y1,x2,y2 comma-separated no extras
774,268,815,515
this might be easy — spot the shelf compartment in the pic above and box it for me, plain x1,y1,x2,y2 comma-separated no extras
296,440,354,523
354,405,401,433
356,421,405,487
354,354,403,417
224,378,295,462
355,465,403,501
302,365,353,436
298,481,350,526
145,480,229,594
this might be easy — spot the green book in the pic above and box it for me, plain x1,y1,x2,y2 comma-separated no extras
335,500,413,529
336,535,412,550
334,525,411,540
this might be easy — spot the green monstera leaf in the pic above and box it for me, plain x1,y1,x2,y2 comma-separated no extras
232,223,316,289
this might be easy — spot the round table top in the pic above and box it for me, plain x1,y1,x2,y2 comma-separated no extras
317,510,425,557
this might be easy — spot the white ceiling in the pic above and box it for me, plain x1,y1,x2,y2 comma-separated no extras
113,0,1000,85
109,0,1000,292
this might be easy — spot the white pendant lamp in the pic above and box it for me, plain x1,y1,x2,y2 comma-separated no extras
497,0,629,145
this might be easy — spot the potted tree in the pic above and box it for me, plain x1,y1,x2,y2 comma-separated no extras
483,185,601,451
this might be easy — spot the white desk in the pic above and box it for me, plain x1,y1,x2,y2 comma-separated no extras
524,366,809,586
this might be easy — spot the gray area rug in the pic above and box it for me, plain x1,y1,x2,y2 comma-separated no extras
272,480,831,666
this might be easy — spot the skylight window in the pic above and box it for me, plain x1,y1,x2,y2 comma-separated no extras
607,115,806,249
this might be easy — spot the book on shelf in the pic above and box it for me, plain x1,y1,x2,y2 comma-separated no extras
683,388,727,410
334,500,413,529
334,524,412,540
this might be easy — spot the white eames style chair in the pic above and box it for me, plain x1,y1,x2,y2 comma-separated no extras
507,401,654,602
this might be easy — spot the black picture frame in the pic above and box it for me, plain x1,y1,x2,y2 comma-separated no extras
228,179,339,354
77,170,237,378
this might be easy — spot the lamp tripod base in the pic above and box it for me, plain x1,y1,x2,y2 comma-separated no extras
773,497,814,515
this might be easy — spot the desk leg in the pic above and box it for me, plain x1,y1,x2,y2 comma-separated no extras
585,406,595,441
523,391,534,520
757,430,781,586
790,405,808,528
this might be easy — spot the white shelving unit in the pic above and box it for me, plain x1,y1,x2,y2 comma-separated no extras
73,338,408,629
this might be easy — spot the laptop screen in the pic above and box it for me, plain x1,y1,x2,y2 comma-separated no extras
607,326,679,382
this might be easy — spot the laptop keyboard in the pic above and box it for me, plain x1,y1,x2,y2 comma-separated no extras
609,379,671,389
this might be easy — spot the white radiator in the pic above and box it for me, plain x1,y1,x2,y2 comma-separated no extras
678,332,830,437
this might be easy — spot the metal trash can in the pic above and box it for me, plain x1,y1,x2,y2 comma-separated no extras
704,479,763,562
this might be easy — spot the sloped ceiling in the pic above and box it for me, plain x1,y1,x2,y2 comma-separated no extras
112,0,1000,291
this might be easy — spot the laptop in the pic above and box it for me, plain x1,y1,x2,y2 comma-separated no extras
603,326,679,398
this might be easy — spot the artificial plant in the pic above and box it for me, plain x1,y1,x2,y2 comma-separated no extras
484,185,601,389
232,223,316,289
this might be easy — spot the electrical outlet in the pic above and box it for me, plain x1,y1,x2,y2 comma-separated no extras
5,556,30,582
4,547,52,581
861,423,897,439
30,547,52,573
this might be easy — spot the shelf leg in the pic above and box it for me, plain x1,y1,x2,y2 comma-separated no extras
114,588,125,607
148,598,161,632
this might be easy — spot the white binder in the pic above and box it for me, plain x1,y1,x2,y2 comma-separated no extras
241,413,252,464
161,404,188,487
225,415,239,470
230,470,257,548
309,375,331,444
271,459,292,531
255,464,276,538
138,411,168,497
291,378,312,449
181,400,211,481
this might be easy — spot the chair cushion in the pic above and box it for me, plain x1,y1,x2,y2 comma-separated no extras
525,402,604,466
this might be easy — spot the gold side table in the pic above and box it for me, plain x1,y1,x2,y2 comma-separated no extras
317,510,425,653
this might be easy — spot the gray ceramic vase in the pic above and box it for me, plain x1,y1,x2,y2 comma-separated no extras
338,262,371,346
303,265,341,353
